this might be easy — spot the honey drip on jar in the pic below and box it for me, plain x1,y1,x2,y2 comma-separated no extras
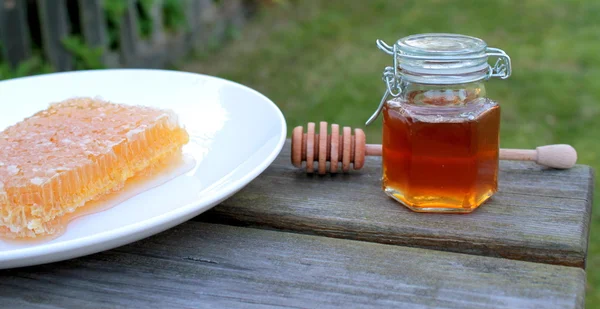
381,90,500,213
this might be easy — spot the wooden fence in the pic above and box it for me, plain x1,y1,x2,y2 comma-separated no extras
0,0,257,71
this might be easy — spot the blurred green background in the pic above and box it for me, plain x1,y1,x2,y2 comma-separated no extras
1,0,598,307
184,1,600,307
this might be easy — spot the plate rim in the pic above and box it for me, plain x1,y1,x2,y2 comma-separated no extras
0,69,287,268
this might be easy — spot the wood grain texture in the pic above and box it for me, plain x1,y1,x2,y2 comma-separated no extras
200,140,595,268
0,0,32,68
0,222,586,309
37,0,73,71
77,0,108,64
118,0,140,67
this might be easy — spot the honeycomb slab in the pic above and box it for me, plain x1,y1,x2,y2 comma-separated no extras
0,97,189,238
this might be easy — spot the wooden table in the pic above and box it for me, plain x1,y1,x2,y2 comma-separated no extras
0,140,594,308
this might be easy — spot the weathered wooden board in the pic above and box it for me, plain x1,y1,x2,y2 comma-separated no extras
118,0,140,67
77,0,108,65
193,0,227,49
117,0,199,68
37,0,72,71
0,0,32,68
200,140,595,268
0,222,586,309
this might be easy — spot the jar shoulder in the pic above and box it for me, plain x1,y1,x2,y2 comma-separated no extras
384,97,499,122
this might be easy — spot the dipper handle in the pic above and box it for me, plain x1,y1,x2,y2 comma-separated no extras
291,122,578,174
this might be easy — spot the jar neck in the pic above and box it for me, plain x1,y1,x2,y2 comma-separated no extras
397,80,487,107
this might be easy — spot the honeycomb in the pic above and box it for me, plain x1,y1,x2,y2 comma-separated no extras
0,97,189,239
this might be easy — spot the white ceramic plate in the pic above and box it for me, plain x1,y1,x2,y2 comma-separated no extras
0,69,286,269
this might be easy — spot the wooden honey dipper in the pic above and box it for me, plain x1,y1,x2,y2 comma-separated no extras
291,122,578,174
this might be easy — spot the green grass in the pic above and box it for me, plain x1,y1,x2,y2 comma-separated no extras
181,0,600,306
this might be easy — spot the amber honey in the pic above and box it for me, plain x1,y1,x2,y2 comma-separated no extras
381,97,500,213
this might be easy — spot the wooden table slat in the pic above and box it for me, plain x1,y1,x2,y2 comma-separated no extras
0,222,586,309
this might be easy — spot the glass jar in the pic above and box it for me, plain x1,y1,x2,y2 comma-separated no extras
367,33,511,213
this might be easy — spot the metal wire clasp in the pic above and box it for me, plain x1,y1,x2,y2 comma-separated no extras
485,47,512,80
365,40,402,126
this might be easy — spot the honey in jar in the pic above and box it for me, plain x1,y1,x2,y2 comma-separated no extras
368,33,511,213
